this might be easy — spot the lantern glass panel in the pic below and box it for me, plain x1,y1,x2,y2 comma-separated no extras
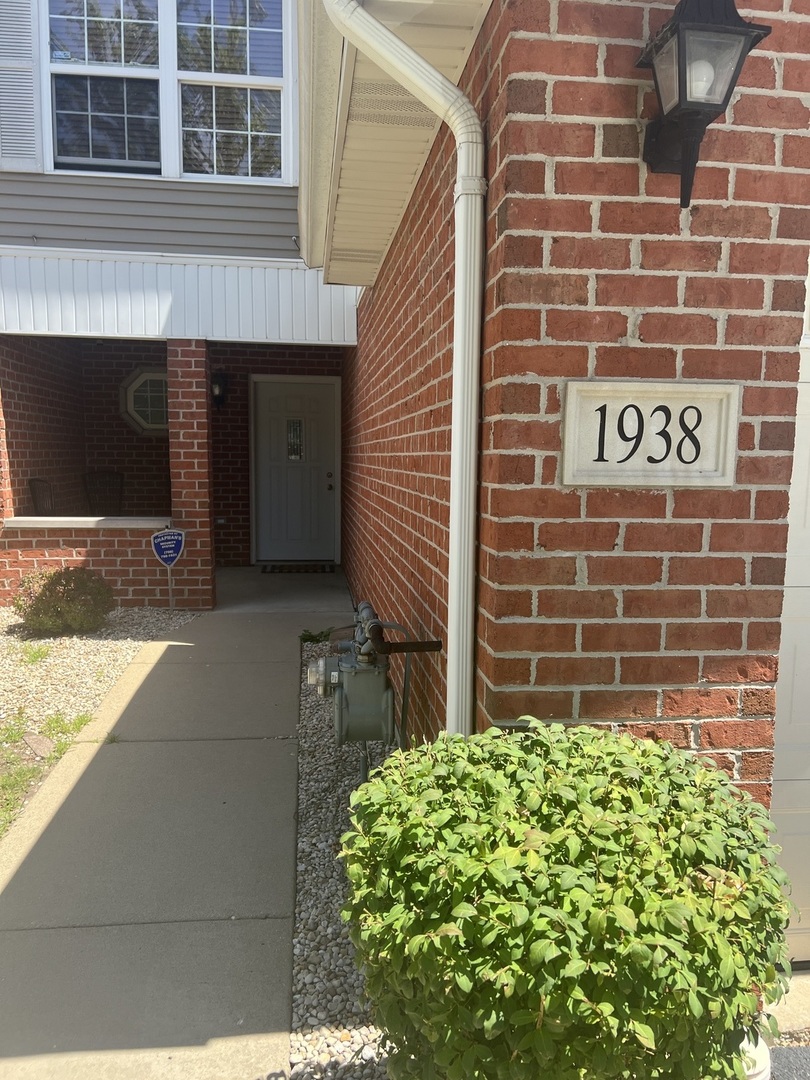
683,29,746,105
652,35,679,114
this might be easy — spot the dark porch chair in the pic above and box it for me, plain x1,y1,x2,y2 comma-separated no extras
85,470,124,515
28,478,55,515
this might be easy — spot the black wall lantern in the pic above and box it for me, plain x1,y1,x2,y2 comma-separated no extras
211,370,229,407
637,0,770,208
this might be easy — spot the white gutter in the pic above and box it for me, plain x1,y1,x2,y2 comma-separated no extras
321,0,486,737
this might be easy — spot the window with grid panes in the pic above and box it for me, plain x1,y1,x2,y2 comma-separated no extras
46,0,289,181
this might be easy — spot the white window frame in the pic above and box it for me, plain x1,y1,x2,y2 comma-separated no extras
36,0,297,186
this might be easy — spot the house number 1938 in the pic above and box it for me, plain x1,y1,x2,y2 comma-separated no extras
561,381,740,489
593,403,703,466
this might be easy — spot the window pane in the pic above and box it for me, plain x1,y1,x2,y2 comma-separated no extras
216,131,248,175
131,376,167,428
126,79,159,117
214,27,247,73
215,86,247,129
181,83,214,128
183,129,214,173
50,18,87,62
91,114,127,159
90,77,125,113
177,0,211,21
249,28,282,77
249,0,282,30
214,0,247,26
250,89,280,133
55,113,91,157
87,18,122,63
127,117,160,162
124,23,159,65
96,0,124,17
287,419,303,461
178,25,212,70
52,5,157,68
251,134,280,177
54,74,89,112
53,75,160,169
123,0,158,16
49,0,79,16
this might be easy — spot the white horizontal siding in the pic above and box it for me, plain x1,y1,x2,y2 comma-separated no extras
0,247,357,345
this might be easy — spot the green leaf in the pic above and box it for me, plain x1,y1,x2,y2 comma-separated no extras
687,990,704,1019
680,834,697,858
510,902,530,927
613,904,638,932
451,902,478,919
559,868,578,891
561,957,587,978
529,939,562,966
630,1019,656,1050
719,952,735,985
629,941,653,966
588,908,607,937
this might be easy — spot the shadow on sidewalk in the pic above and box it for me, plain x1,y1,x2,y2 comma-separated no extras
0,591,353,1078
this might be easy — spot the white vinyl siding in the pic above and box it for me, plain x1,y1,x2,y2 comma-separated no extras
0,0,43,172
0,247,358,345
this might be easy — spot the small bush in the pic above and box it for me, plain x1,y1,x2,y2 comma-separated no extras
341,722,791,1080
13,567,115,634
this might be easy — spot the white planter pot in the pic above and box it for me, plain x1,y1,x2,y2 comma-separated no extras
741,1036,771,1080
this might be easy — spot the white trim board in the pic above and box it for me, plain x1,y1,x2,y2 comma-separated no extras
0,248,358,344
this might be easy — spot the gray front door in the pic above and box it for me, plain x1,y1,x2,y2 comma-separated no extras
253,378,338,562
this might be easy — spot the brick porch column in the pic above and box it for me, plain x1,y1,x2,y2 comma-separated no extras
166,339,215,609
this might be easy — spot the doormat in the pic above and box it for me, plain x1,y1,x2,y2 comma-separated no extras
261,563,336,574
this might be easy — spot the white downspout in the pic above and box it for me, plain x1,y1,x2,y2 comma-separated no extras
321,0,486,738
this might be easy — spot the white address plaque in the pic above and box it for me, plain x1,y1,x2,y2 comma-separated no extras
562,381,741,488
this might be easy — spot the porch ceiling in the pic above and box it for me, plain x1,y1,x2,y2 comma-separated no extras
297,0,493,287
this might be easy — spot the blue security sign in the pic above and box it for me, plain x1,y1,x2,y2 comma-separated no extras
151,529,185,568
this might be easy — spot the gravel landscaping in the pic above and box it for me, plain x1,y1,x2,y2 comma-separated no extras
0,605,199,726
291,640,387,1080
0,605,198,833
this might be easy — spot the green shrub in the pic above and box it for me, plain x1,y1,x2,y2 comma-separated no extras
341,722,791,1080
13,567,115,634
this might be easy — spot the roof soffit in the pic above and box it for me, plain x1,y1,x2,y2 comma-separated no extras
298,0,492,286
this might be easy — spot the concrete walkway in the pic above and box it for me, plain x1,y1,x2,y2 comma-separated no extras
1,566,808,1078
0,569,354,1080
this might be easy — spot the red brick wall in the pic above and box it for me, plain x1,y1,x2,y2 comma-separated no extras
0,527,178,606
0,335,85,515
0,335,170,516
341,0,809,799
208,342,345,564
166,339,215,608
81,340,171,515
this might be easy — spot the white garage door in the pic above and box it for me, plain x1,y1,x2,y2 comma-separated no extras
772,339,810,962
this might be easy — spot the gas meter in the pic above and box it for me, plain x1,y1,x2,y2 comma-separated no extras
307,601,442,750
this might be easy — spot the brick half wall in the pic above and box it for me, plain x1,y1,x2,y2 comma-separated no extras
0,527,179,606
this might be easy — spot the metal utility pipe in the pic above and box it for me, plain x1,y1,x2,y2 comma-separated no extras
322,0,486,737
